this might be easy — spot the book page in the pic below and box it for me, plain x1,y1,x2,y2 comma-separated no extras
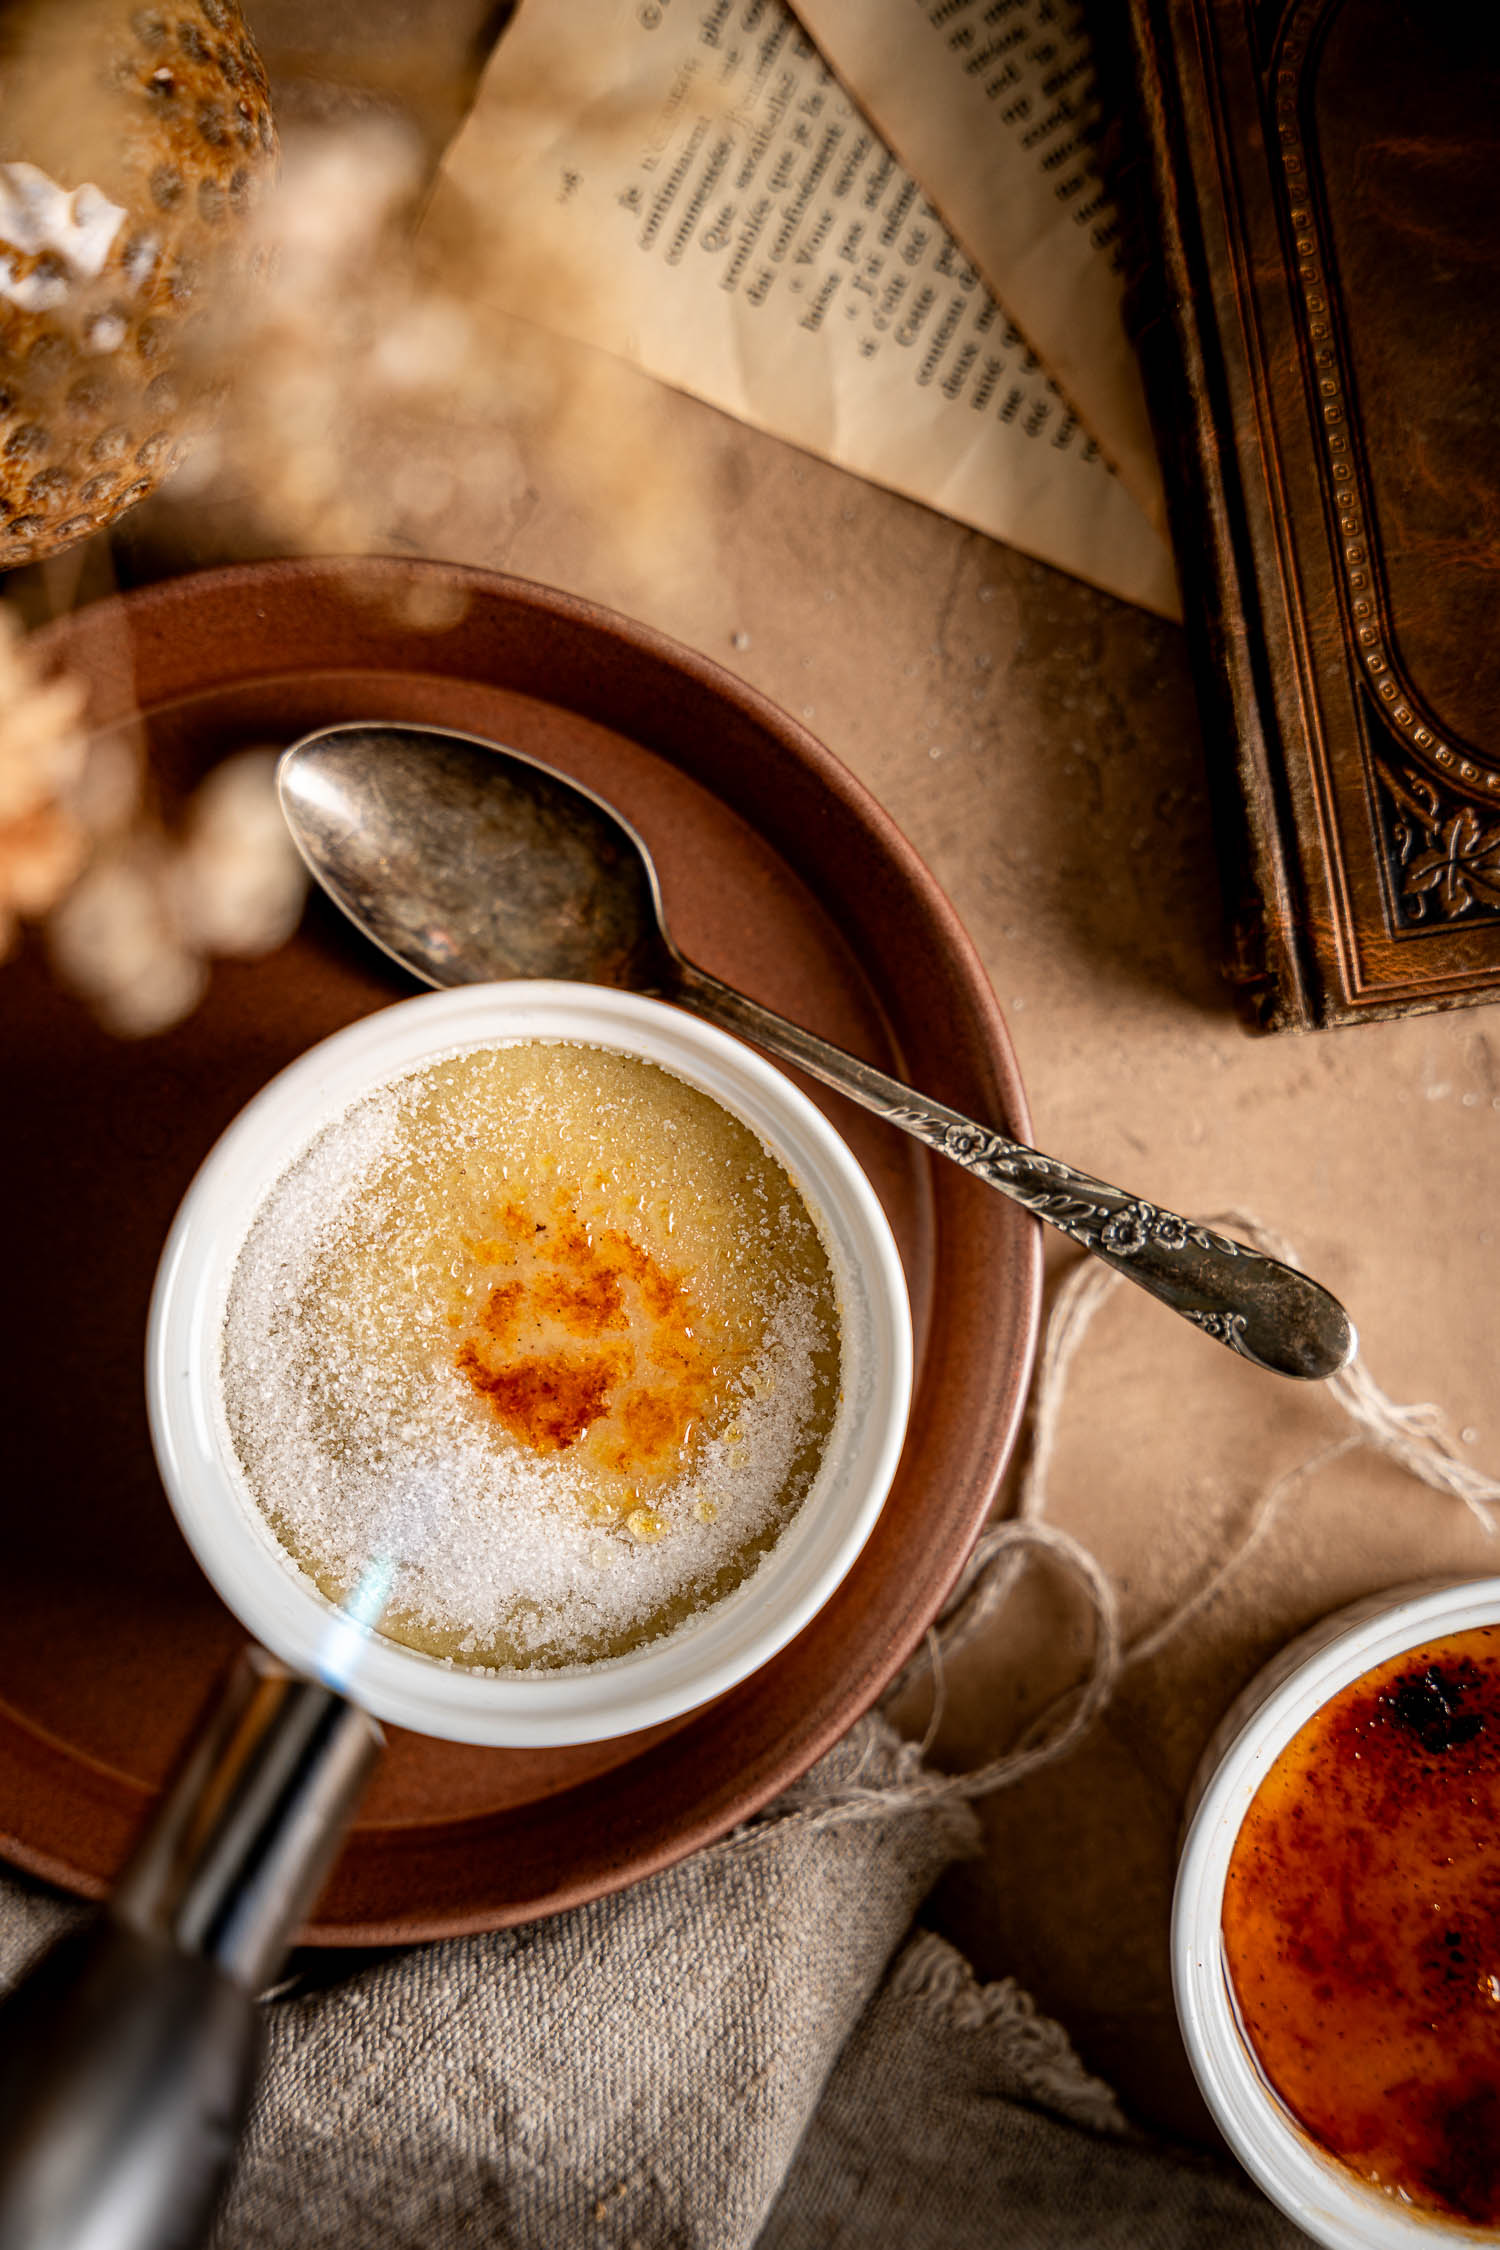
793,0,1166,529
424,0,1179,620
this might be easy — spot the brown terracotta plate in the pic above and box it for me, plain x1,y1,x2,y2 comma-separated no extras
0,557,1039,1943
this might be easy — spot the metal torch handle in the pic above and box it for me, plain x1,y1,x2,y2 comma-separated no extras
0,1921,262,2250
0,1650,382,2250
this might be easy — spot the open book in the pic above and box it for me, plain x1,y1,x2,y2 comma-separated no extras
424,0,1179,620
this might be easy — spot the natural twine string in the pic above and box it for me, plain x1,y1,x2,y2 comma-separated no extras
723,1212,1500,1850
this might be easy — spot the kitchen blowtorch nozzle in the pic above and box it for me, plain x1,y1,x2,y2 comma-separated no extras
0,1647,382,2250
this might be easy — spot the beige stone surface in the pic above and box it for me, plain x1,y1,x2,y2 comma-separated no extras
111,0,1500,2151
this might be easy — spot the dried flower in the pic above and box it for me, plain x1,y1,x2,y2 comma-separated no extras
44,747,306,1035
169,749,307,959
0,606,89,957
0,0,277,568
47,839,208,1036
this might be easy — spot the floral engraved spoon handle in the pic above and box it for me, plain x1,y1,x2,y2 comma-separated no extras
670,961,1355,1382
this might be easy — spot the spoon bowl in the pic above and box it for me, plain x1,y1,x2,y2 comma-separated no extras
279,721,1358,1383
277,723,673,993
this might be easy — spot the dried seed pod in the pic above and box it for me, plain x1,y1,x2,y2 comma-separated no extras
0,0,276,565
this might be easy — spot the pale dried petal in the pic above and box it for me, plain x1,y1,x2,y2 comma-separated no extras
172,751,307,957
71,735,142,841
47,847,206,1038
0,668,88,821
95,949,209,1039
0,803,88,916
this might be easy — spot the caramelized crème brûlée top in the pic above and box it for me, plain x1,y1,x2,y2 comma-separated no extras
221,1042,842,1667
1223,1627,1500,2229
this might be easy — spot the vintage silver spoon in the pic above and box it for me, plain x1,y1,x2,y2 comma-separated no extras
278,721,1356,1381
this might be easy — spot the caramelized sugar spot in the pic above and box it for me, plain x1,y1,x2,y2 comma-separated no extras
453,1341,618,1451
452,1184,731,1474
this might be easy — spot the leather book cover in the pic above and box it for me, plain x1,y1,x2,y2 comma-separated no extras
1094,0,1500,1032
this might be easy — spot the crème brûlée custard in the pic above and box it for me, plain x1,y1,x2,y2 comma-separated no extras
1223,1627,1500,2230
220,1042,843,1668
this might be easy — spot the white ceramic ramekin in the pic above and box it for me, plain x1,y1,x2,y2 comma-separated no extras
147,982,912,1747
1174,1575,1500,2250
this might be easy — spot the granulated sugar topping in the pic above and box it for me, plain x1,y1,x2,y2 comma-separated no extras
220,1040,843,1668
